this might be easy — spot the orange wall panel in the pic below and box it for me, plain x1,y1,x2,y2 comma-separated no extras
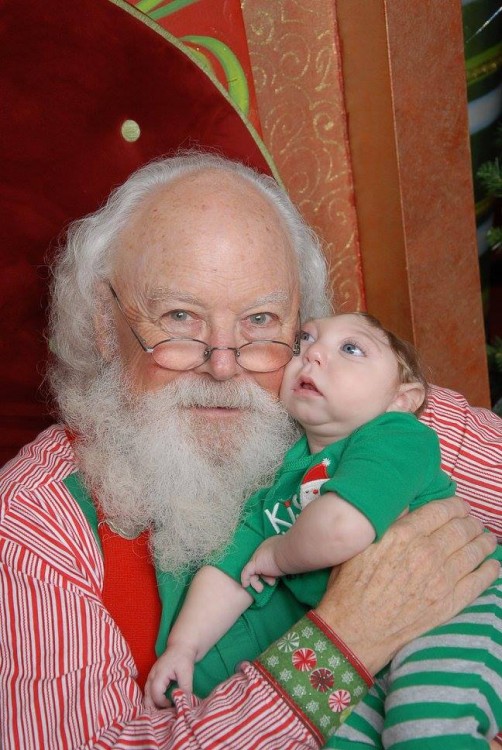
336,0,489,405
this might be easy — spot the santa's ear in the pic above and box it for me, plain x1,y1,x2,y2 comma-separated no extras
387,382,425,415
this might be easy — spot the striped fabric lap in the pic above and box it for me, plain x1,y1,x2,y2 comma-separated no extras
329,576,502,749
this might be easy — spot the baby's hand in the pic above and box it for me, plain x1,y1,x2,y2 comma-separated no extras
144,644,196,710
241,537,285,592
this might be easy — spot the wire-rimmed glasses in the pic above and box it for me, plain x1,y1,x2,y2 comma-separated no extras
109,284,301,373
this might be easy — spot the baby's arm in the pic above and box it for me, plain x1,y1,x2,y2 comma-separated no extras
145,566,252,708
242,492,376,590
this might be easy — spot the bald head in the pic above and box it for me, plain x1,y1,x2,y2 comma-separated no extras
115,168,297,297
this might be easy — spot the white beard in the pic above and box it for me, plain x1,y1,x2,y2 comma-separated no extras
70,363,300,573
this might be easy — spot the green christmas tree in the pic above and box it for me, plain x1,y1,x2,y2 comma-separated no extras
477,122,502,416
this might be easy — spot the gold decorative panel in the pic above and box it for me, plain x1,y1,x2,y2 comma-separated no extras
242,1,364,311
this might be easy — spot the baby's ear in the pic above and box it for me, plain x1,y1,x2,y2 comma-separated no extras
388,382,425,415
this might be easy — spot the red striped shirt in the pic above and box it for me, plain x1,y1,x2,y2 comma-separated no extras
422,386,502,537
0,426,317,749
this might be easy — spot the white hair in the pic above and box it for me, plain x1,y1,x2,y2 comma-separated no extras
47,150,331,410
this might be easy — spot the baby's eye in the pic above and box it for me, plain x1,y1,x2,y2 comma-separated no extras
341,342,364,356
300,330,315,343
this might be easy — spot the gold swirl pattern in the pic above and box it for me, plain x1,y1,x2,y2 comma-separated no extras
242,1,363,311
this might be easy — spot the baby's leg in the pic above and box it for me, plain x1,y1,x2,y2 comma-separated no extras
329,575,501,749
381,574,502,749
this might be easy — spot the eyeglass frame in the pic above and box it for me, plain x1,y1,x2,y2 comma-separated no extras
108,283,302,373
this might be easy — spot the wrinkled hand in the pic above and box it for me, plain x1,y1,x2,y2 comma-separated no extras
144,644,196,710
241,537,285,592
316,497,499,676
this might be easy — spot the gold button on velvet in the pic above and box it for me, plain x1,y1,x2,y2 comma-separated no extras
121,119,141,142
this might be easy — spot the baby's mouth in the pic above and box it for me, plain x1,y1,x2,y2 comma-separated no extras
298,377,321,394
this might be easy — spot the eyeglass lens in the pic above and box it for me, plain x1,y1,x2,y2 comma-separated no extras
151,339,295,373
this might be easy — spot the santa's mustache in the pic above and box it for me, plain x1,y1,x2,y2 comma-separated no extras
137,376,274,411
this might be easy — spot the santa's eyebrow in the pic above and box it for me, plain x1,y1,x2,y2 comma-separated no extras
148,290,202,305
147,289,291,308
244,291,290,308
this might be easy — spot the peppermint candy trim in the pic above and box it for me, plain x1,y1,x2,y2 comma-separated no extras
254,612,372,742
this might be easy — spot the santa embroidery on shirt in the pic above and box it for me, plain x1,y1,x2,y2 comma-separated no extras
299,459,330,509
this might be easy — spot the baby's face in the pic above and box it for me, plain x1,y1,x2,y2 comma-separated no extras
280,314,403,445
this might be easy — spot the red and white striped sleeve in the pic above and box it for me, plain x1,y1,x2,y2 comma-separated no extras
0,427,342,749
421,385,502,539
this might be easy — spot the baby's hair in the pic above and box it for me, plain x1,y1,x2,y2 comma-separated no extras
356,312,429,417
